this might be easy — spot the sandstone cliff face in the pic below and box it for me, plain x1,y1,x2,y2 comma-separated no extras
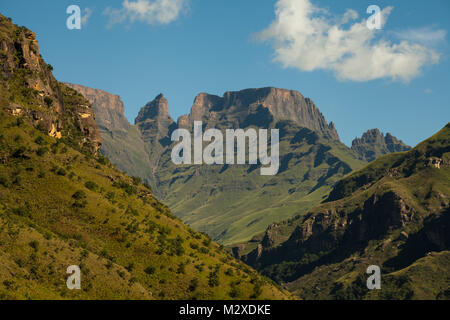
0,24,62,112
0,15,101,154
64,83,130,133
64,83,153,183
135,93,175,139
352,129,410,162
178,87,340,141
135,94,176,170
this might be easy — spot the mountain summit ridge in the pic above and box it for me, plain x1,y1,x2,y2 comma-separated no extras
352,128,411,162
173,87,340,141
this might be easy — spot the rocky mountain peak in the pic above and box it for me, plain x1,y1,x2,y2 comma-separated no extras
134,94,175,158
354,128,385,145
178,87,339,140
135,93,171,124
352,129,411,162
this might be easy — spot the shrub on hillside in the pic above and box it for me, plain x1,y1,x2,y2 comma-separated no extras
85,181,98,191
144,266,156,275
72,190,87,200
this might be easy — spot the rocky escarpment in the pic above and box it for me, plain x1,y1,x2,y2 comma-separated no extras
0,15,101,154
135,94,176,171
352,129,410,162
65,83,153,182
135,93,175,143
178,87,339,141
64,83,130,133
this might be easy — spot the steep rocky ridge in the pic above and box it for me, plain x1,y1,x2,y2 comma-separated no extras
135,93,176,171
177,88,339,141
0,16,101,154
352,129,411,162
240,124,450,299
64,83,152,182
64,84,130,133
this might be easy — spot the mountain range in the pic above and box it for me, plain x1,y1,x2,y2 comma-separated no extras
66,84,412,247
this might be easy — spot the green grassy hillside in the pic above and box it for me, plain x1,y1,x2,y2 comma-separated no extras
0,14,290,300
242,124,450,299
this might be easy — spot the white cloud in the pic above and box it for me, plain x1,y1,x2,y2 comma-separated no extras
393,27,447,46
257,0,442,82
104,0,188,27
81,8,93,26
424,88,432,94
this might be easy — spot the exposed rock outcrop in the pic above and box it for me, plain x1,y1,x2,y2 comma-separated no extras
136,94,175,139
178,87,340,141
64,83,130,133
64,83,153,183
352,129,410,162
0,15,101,154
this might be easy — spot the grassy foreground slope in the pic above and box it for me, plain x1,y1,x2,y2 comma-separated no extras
0,14,289,300
242,124,450,299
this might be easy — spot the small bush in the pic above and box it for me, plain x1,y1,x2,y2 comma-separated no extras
229,286,241,298
56,168,66,176
132,176,142,185
44,97,53,107
29,240,39,252
208,268,220,287
85,181,98,191
97,155,108,165
126,262,134,272
251,282,263,299
177,262,186,274
12,146,27,158
72,190,87,200
105,191,115,201
36,147,48,156
113,180,137,195
144,266,156,275
72,200,87,208
12,206,31,218
34,136,46,145
143,183,152,191
189,278,199,292
13,175,22,185
225,268,234,276
0,176,10,187
16,117,24,127
202,238,212,247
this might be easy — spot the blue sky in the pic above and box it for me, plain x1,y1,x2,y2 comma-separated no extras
1,0,449,147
